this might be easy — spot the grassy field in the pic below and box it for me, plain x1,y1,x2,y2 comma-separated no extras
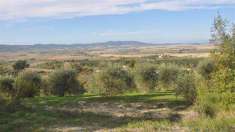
0,91,193,132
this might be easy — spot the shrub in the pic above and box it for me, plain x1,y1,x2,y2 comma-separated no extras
197,59,215,79
196,79,220,117
15,71,42,98
48,69,85,96
197,100,217,118
0,76,15,98
185,115,234,131
0,65,13,76
159,64,181,89
37,61,64,70
12,60,29,71
122,59,136,68
98,66,136,96
176,72,197,104
137,66,159,92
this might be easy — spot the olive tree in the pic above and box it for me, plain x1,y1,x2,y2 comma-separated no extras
15,71,42,98
159,64,181,89
48,69,85,96
137,66,159,92
176,72,197,104
98,66,136,96
12,60,29,72
197,59,215,80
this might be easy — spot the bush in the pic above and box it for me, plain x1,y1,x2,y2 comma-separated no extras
176,72,197,104
37,61,64,70
196,90,220,117
48,69,85,96
0,65,13,76
0,76,15,98
137,66,159,92
12,60,29,71
197,59,215,79
159,64,181,89
185,115,234,131
98,66,136,96
15,71,42,98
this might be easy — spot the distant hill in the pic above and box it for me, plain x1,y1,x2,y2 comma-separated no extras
0,41,203,52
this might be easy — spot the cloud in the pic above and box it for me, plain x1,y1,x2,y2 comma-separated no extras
0,0,234,20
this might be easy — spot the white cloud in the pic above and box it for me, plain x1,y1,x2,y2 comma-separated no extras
0,0,234,20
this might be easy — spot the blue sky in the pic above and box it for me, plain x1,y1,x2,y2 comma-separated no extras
0,0,235,44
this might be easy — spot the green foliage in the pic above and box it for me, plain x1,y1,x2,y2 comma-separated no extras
185,115,235,131
70,62,83,73
210,14,228,44
137,66,159,92
98,66,136,96
0,65,13,76
15,71,42,98
36,61,63,70
197,59,215,79
121,59,136,68
176,72,197,104
209,15,235,109
196,93,219,117
159,64,181,89
0,76,15,98
12,60,29,71
48,69,85,96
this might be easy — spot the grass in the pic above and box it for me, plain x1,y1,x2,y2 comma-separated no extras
182,110,235,131
0,91,234,131
0,91,188,131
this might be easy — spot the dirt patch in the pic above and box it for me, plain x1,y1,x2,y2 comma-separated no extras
46,101,189,131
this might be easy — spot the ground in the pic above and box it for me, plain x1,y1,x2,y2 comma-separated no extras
0,91,196,132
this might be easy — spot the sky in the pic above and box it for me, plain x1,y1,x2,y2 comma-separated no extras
0,0,235,44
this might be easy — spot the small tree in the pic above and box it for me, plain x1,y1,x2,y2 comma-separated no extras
48,69,85,96
13,60,29,72
15,71,41,98
0,77,15,98
98,66,135,96
195,14,235,114
137,66,159,92
159,64,180,89
197,59,215,80
210,14,228,44
176,72,197,104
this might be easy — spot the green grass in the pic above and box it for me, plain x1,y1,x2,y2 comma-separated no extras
0,91,187,131
25,91,185,107
0,91,234,131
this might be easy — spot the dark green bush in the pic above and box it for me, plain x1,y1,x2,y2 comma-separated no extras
0,76,15,98
137,66,159,91
12,60,29,71
48,69,85,96
98,66,136,96
15,71,42,98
